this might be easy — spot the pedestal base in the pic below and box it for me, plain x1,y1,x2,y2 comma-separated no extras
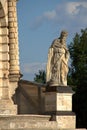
45,86,76,129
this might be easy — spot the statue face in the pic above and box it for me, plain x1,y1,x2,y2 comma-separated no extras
61,31,68,37
61,36,66,44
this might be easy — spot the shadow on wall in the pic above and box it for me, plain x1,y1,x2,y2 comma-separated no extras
13,80,46,115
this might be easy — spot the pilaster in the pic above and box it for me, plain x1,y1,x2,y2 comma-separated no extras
8,0,21,97
8,0,20,79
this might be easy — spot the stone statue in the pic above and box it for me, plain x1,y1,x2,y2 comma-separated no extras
46,30,70,86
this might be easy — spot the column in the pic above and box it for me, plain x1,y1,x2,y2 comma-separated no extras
8,0,21,98
8,0,20,81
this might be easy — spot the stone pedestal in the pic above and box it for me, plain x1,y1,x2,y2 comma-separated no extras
45,86,76,129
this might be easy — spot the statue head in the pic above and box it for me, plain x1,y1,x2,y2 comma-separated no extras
60,30,68,38
60,30,68,45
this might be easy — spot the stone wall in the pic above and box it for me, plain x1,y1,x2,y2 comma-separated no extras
14,80,45,114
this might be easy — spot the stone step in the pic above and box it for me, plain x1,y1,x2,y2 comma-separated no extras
0,115,86,130
0,128,86,130
0,115,55,129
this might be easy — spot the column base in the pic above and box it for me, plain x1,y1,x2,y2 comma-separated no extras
0,99,17,115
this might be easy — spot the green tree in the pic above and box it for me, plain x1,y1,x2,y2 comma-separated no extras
68,28,87,87
68,28,87,128
34,70,46,84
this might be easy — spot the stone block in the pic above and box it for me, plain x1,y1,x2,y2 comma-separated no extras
0,88,2,97
8,17,17,22
0,71,3,78
0,99,17,115
9,22,14,27
0,62,9,69
10,55,16,60
57,93,72,111
0,53,9,61
9,28,16,33
14,22,17,27
0,44,9,52
2,79,9,87
12,1,16,7
10,60,19,65
8,7,15,12
8,12,13,17
0,79,3,86
56,115,76,129
45,87,73,112
9,32,15,38
0,28,8,35
45,86,76,128
0,70,9,79
0,78,9,87
2,87,9,98
8,1,13,7
0,36,8,43
0,20,8,27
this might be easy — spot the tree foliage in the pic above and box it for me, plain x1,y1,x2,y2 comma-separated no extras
68,28,87,128
34,70,46,84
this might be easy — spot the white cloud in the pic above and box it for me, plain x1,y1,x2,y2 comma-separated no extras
43,10,56,20
30,1,87,34
66,2,87,15
30,10,56,29
22,62,46,74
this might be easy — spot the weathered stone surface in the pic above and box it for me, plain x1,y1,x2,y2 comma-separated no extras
0,1,84,129
0,115,85,130
0,62,9,69
0,28,8,35
45,86,76,128
0,100,17,115
45,86,73,112
0,36,8,43
0,44,9,52
0,53,9,60
0,0,20,115
46,31,69,86
56,115,76,128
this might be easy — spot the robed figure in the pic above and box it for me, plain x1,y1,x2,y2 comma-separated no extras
46,31,70,86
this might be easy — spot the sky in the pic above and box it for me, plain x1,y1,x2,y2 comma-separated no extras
17,0,87,81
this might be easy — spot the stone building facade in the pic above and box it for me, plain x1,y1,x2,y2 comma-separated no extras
0,0,77,129
0,0,20,115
